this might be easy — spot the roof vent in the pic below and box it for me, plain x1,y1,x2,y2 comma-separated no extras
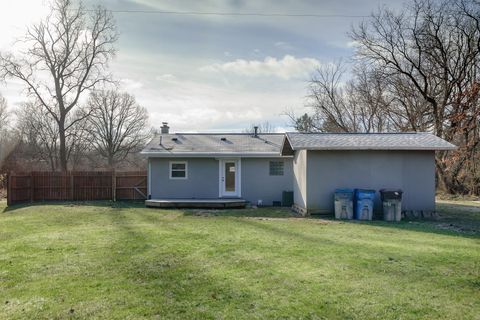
221,137,227,141
172,137,178,142
254,126,259,137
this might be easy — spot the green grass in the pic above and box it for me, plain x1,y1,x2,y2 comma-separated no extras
0,201,479,319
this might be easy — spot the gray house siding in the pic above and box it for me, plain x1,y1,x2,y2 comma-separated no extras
292,150,307,209
241,158,293,206
149,158,219,199
302,150,435,214
149,157,293,205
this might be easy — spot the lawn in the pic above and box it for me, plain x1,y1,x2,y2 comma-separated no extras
0,201,479,319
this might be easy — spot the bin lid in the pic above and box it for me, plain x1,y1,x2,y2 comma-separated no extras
355,189,376,200
380,189,403,200
380,189,403,194
355,189,376,194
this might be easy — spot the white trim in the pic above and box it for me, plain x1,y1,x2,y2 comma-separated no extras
218,161,222,198
148,158,151,197
218,158,241,198
141,152,290,158
169,161,188,180
238,159,242,198
290,146,456,151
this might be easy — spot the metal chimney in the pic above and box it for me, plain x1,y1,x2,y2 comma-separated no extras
161,122,170,134
254,126,259,137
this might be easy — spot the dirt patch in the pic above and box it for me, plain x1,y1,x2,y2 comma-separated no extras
438,203,480,213
190,210,220,217
436,192,480,202
188,207,295,218
250,217,336,224
434,223,478,235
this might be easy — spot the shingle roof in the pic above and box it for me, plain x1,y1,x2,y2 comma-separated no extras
141,133,286,157
284,132,457,152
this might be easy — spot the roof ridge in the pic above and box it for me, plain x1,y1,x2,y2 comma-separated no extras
286,132,429,135
161,132,285,135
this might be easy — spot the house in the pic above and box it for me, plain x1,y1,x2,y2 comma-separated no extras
141,124,293,208
141,123,456,215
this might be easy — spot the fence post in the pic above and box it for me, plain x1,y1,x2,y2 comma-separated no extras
7,172,11,206
112,170,116,202
70,172,74,201
30,172,34,202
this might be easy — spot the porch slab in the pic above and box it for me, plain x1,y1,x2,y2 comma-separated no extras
145,198,247,209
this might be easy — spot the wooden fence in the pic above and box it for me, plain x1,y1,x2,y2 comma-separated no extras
7,171,147,205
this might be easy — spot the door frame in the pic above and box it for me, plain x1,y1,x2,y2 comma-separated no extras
218,158,241,198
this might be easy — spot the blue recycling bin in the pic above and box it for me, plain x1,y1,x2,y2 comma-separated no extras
354,189,376,220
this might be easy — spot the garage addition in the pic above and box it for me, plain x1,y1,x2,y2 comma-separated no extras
281,132,456,215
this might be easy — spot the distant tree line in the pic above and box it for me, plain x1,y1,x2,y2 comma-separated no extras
291,0,480,195
243,122,276,134
0,0,151,172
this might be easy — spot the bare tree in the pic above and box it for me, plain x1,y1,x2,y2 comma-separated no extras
289,0,480,194
17,101,89,171
349,0,480,193
289,113,319,132
243,121,277,133
0,0,117,171
84,90,151,169
0,94,14,169
0,94,8,131
17,102,59,170
294,61,392,133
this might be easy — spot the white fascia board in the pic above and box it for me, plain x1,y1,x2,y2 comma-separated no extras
292,146,457,151
140,152,292,158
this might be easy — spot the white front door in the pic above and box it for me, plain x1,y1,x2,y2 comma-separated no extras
219,159,241,197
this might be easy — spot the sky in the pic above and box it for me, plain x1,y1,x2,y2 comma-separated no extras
0,0,403,133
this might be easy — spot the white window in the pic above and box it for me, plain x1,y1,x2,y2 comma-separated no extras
269,161,284,176
169,161,188,179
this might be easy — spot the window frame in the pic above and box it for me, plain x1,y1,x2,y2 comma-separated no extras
169,161,188,180
269,160,284,176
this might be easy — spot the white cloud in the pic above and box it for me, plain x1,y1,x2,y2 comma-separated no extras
155,74,176,82
199,55,321,80
0,0,49,51
123,73,300,132
120,78,144,90
274,41,294,51
346,40,359,48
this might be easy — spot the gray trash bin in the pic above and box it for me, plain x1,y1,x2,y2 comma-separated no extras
334,189,354,220
380,189,403,221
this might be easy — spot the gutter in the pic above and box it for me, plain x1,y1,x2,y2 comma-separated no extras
140,152,292,158
289,146,457,151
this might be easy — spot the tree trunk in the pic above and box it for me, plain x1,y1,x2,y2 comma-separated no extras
436,159,455,194
58,117,68,172
107,154,114,170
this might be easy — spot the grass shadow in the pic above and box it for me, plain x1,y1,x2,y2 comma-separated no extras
97,208,270,318
2,200,146,213
338,201,480,239
182,206,297,218
231,217,339,246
